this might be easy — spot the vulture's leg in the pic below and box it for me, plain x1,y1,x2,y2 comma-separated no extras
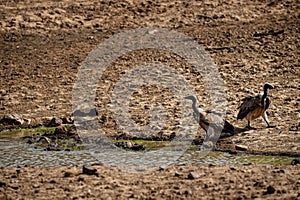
263,112,275,128
246,120,256,130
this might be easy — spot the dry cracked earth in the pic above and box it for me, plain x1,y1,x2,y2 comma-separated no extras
0,0,299,199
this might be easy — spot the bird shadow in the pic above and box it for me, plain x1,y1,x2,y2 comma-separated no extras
233,126,250,134
219,125,249,138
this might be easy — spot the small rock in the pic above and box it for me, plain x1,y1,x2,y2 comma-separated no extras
131,143,146,151
284,97,291,102
0,181,6,187
63,171,73,177
47,117,62,127
253,181,263,187
264,185,275,194
0,89,6,95
174,172,181,177
1,95,9,101
91,162,104,166
173,186,180,190
291,158,300,165
126,141,133,148
54,125,68,135
11,185,19,190
235,144,248,151
279,169,288,173
187,172,200,180
159,166,167,171
61,116,74,124
77,176,85,182
184,189,192,195
82,166,98,176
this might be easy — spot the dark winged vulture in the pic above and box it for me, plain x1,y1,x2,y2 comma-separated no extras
237,83,274,129
185,95,235,136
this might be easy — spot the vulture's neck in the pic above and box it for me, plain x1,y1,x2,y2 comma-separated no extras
262,87,268,99
191,98,200,115
261,87,269,107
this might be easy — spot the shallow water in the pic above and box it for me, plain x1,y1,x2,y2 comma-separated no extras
0,129,294,169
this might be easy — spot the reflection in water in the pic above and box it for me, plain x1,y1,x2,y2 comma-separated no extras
0,135,294,168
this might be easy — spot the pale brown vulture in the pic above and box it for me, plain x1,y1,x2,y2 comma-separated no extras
237,83,274,129
185,95,235,136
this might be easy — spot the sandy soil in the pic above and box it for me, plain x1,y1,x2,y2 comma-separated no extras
0,0,299,199
1,164,300,200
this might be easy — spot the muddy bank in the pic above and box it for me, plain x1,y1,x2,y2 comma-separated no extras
1,114,299,157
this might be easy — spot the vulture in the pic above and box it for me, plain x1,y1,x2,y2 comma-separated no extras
237,83,274,129
185,95,235,136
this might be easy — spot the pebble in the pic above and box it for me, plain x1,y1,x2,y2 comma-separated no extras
235,144,248,151
291,158,300,165
174,172,181,177
54,125,68,135
159,166,167,171
63,171,73,178
11,185,19,190
47,117,63,127
265,185,275,194
0,181,6,187
77,176,85,182
0,89,6,95
187,172,200,180
82,166,98,176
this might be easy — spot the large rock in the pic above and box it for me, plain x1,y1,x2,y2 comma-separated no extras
0,114,24,125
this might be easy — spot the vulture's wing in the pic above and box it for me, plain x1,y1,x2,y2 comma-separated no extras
237,95,261,120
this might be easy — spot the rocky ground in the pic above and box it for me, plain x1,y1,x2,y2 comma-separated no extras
0,0,299,199
0,164,300,200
